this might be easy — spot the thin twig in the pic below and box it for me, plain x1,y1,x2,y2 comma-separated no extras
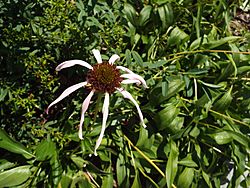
123,135,165,177
168,49,250,57
123,135,177,188
180,97,250,128
209,109,250,128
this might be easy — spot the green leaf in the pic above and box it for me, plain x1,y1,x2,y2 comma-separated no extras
0,88,8,101
154,104,180,131
195,2,202,38
60,170,72,188
179,154,198,167
50,151,62,187
31,21,37,34
177,167,194,188
87,17,104,30
185,68,208,75
228,131,250,147
189,126,200,138
134,33,141,47
138,5,152,27
163,4,174,29
102,164,113,188
19,47,30,51
202,171,212,188
116,153,130,187
162,81,168,97
0,159,15,171
167,116,184,134
213,86,233,112
0,165,32,187
131,171,141,188
238,66,250,74
71,172,93,188
166,140,179,188
153,0,169,6
132,50,143,66
232,144,246,174
158,4,173,30
125,49,132,65
164,78,185,100
202,36,241,49
167,27,189,47
196,88,219,107
158,6,166,30
149,77,185,106
123,3,137,26
71,155,108,174
35,139,56,161
225,53,237,77
136,128,157,157
210,131,233,145
190,37,203,50
198,80,222,88
76,0,85,11
217,61,235,81
71,156,87,169
136,126,149,147
0,128,33,159
147,60,168,68
99,151,111,162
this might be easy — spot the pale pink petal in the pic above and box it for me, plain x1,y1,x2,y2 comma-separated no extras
109,54,120,64
120,74,148,88
92,49,102,64
121,79,141,85
117,88,146,128
56,60,93,71
46,82,87,114
94,92,109,156
117,66,134,74
117,66,148,88
79,90,95,140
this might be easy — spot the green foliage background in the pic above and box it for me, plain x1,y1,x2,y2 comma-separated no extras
0,0,249,187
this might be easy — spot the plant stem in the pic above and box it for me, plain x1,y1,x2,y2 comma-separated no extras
123,135,165,177
93,93,102,124
123,134,177,188
209,109,250,128
169,49,250,56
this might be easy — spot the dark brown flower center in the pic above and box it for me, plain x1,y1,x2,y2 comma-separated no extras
86,62,123,93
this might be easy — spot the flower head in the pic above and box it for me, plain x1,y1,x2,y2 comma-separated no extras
47,49,148,156
87,62,122,93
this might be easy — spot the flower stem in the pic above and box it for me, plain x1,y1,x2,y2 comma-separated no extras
93,93,102,124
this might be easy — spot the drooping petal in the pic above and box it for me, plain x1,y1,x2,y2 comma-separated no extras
94,92,109,156
117,66,134,74
79,90,95,140
46,82,87,114
121,79,141,85
120,73,148,88
109,54,120,64
92,49,102,64
117,88,146,128
56,60,93,71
